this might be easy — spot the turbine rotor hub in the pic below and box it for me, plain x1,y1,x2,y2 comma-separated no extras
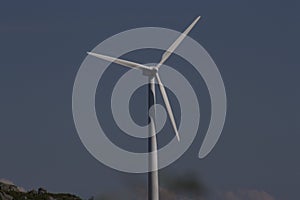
142,66,158,77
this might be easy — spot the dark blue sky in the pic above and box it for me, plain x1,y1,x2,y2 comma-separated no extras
0,0,299,199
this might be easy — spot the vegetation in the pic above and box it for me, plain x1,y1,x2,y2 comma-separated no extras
0,182,81,200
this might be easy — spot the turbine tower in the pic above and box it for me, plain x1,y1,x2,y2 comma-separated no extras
87,16,201,200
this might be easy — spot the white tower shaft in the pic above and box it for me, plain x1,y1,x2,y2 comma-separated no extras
148,76,159,200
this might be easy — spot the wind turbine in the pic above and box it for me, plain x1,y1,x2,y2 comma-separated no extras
87,16,201,200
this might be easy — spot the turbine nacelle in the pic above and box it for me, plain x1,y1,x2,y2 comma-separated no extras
142,66,158,77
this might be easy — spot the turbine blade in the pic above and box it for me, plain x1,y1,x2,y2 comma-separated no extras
155,74,180,141
156,16,201,68
87,52,151,71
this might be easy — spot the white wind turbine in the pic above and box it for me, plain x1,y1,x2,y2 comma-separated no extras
87,16,201,200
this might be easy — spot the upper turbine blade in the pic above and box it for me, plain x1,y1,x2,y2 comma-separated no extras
155,74,180,141
156,16,201,68
87,52,151,71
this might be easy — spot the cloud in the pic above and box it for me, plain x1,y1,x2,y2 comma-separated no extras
219,189,275,200
94,186,277,200
161,171,208,197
